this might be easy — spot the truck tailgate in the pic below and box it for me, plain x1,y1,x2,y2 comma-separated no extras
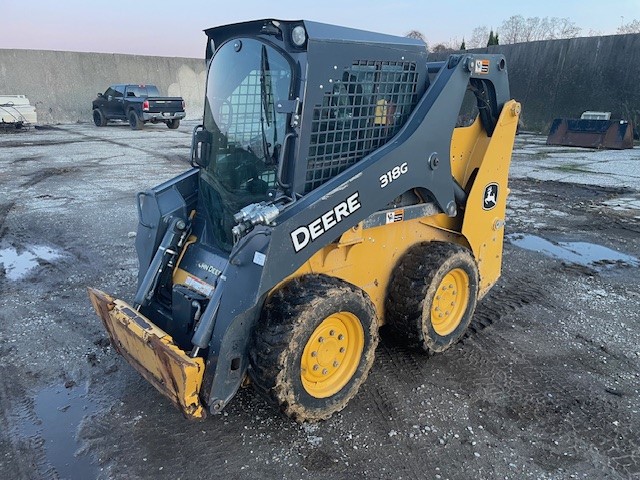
146,97,184,113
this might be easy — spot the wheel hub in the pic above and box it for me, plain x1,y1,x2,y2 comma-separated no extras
430,268,470,336
301,312,364,398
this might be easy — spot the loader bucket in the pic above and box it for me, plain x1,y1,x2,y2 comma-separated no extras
87,288,206,420
546,118,634,150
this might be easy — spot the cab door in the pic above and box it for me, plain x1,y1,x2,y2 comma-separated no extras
104,85,126,119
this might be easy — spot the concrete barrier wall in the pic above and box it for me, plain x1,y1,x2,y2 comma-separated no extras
2,34,640,132
0,49,206,124
439,33,640,132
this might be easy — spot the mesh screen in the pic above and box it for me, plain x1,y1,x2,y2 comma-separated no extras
224,69,293,149
305,61,418,192
224,70,262,146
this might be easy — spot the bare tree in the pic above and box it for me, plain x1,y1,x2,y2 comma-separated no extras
430,43,456,54
618,19,640,34
498,15,581,44
469,26,490,48
551,17,582,39
499,15,526,44
405,30,428,50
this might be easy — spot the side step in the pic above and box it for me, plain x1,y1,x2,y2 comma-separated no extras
88,288,206,420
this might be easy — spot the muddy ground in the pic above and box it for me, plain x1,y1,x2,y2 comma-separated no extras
0,122,639,480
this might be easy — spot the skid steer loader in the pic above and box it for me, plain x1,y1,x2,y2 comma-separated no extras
89,19,521,422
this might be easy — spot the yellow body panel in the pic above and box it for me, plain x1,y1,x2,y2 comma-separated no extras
278,102,521,318
460,101,521,293
88,288,206,420
280,218,462,323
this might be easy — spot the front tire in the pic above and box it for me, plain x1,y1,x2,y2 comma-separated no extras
92,108,107,127
386,242,479,353
128,110,143,130
166,119,180,129
249,275,379,422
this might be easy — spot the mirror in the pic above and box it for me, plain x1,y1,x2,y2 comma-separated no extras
190,125,210,168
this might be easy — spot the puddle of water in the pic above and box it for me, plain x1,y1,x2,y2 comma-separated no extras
506,234,640,268
32,385,100,480
602,196,640,212
0,245,62,280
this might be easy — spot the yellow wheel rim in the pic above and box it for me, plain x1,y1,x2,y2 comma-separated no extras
301,312,364,399
430,268,470,336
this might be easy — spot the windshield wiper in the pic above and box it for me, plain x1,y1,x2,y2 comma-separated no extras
260,45,273,128
259,45,278,164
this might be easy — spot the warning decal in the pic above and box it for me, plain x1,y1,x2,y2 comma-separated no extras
475,59,490,74
385,209,405,224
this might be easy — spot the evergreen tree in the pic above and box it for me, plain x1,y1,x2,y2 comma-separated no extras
460,38,466,50
487,30,495,46
487,30,499,46
494,32,499,45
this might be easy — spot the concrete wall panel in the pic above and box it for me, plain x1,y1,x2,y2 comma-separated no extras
2,33,639,132
0,49,206,124
462,33,640,132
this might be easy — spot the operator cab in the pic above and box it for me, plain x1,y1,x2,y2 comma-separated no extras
193,19,430,252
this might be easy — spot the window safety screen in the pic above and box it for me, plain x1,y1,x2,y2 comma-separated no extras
305,61,418,192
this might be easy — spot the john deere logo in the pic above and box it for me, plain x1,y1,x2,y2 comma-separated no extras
483,183,498,210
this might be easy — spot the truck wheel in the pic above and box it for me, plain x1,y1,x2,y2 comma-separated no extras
249,275,379,422
128,110,143,130
386,242,479,353
166,119,180,129
93,109,107,127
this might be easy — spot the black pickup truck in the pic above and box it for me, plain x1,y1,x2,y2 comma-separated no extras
92,84,186,130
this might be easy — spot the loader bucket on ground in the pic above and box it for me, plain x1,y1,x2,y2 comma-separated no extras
546,118,634,149
87,288,206,420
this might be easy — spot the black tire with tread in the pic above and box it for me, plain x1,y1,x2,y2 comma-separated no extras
128,110,143,130
386,241,479,353
166,119,180,129
93,108,107,127
249,274,379,422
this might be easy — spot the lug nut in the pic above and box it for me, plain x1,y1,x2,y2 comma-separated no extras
322,369,328,375
329,330,335,336
318,336,324,343
339,347,346,353
313,365,319,371
338,334,344,340
311,351,317,357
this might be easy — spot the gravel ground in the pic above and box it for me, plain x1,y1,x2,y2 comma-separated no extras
0,122,638,480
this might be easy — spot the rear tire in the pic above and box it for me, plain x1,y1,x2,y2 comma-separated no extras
92,108,107,127
166,119,180,129
249,275,379,422
386,242,479,353
128,110,143,130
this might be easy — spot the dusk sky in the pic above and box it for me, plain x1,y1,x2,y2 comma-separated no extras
2,0,639,58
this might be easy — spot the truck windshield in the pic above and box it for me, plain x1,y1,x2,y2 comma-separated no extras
200,38,292,251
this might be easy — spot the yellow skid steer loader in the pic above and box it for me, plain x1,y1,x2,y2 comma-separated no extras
89,19,520,421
